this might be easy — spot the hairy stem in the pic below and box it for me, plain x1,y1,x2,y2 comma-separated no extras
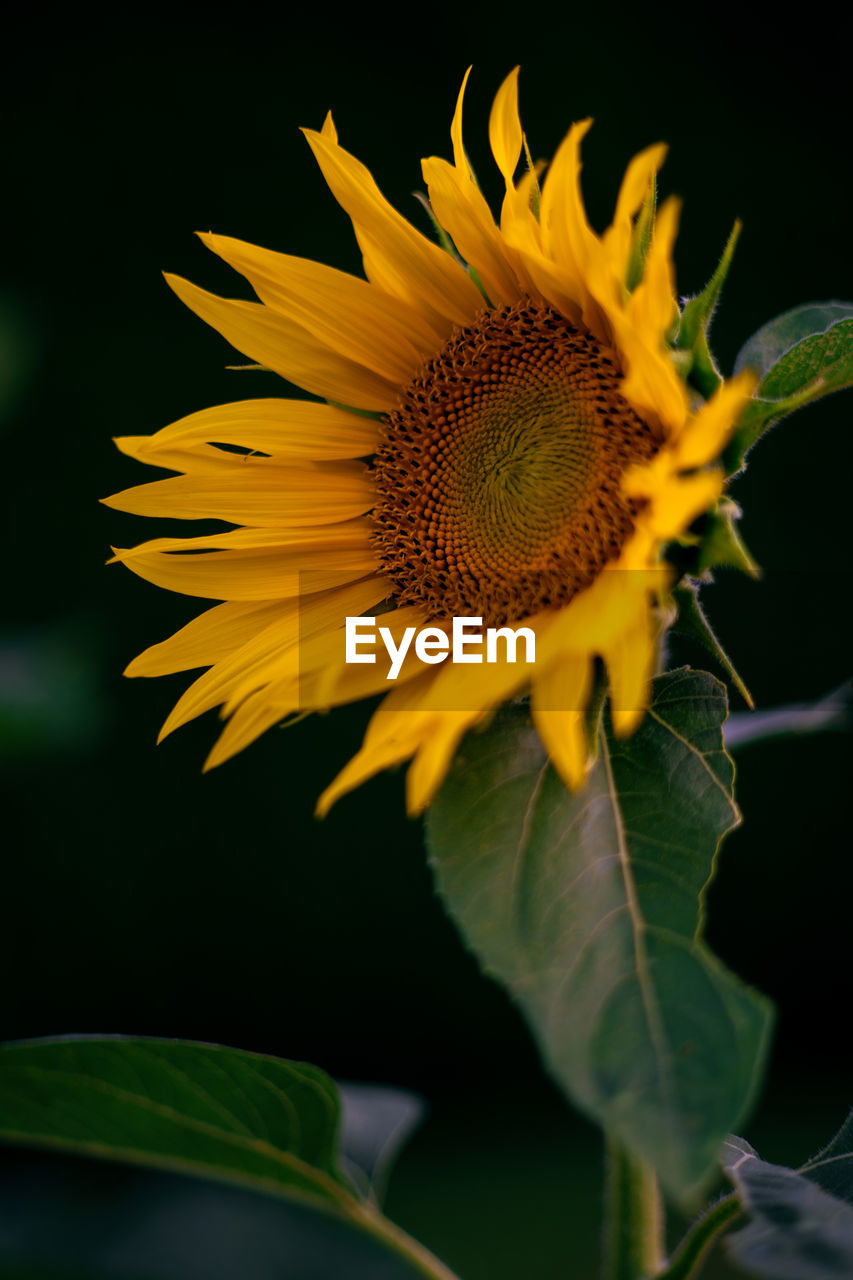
656,1194,740,1280
603,1135,665,1280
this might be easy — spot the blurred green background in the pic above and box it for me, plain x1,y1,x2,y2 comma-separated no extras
1,5,851,1277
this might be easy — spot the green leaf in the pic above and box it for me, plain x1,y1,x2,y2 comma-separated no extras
726,302,853,472
734,303,853,378
722,1131,853,1278
426,670,772,1202
0,1158,431,1280
0,1036,353,1211
0,1037,459,1280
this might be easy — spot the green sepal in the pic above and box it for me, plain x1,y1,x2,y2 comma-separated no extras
626,175,657,293
412,191,463,261
676,221,741,398
663,497,758,585
726,302,853,473
672,578,754,708
697,497,760,578
467,264,493,306
414,186,492,303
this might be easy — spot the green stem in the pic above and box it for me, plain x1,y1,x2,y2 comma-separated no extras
603,1135,665,1280
346,1202,463,1280
656,1195,740,1280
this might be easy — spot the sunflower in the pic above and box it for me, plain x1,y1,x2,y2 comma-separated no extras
106,69,753,816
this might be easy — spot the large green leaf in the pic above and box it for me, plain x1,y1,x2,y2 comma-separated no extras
727,302,853,472
722,1127,853,1279
426,669,773,1201
0,1038,454,1279
0,1036,353,1211
0,1156,428,1280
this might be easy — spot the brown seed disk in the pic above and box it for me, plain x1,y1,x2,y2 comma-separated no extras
370,299,659,627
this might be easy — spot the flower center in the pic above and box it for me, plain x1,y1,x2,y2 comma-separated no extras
370,300,659,626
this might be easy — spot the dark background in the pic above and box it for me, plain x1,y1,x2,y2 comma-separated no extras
1,5,851,1277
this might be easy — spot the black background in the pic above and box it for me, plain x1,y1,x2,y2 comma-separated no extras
1,5,851,1276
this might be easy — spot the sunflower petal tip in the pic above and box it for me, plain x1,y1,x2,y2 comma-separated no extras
314,790,333,819
200,741,224,771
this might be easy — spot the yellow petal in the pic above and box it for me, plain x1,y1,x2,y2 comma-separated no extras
415,612,552,714
160,576,387,739
111,523,371,557
509,239,585,322
422,156,522,306
204,687,296,772
211,627,431,780
200,232,440,378
675,371,756,470
626,196,681,343
489,67,523,189
643,469,725,539
316,729,416,816
613,319,690,434
315,672,438,815
126,599,295,677
113,436,254,476
542,565,665,653
218,602,426,717
604,602,656,737
601,143,667,288
540,122,595,270
531,654,593,791
301,604,429,708
499,166,542,251
111,527,378,601
406,711,481,815
450,66,474,179
103,462,374,527
321,110,338,143
165,274,400,412
116,399,379,469
302,129,482,327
